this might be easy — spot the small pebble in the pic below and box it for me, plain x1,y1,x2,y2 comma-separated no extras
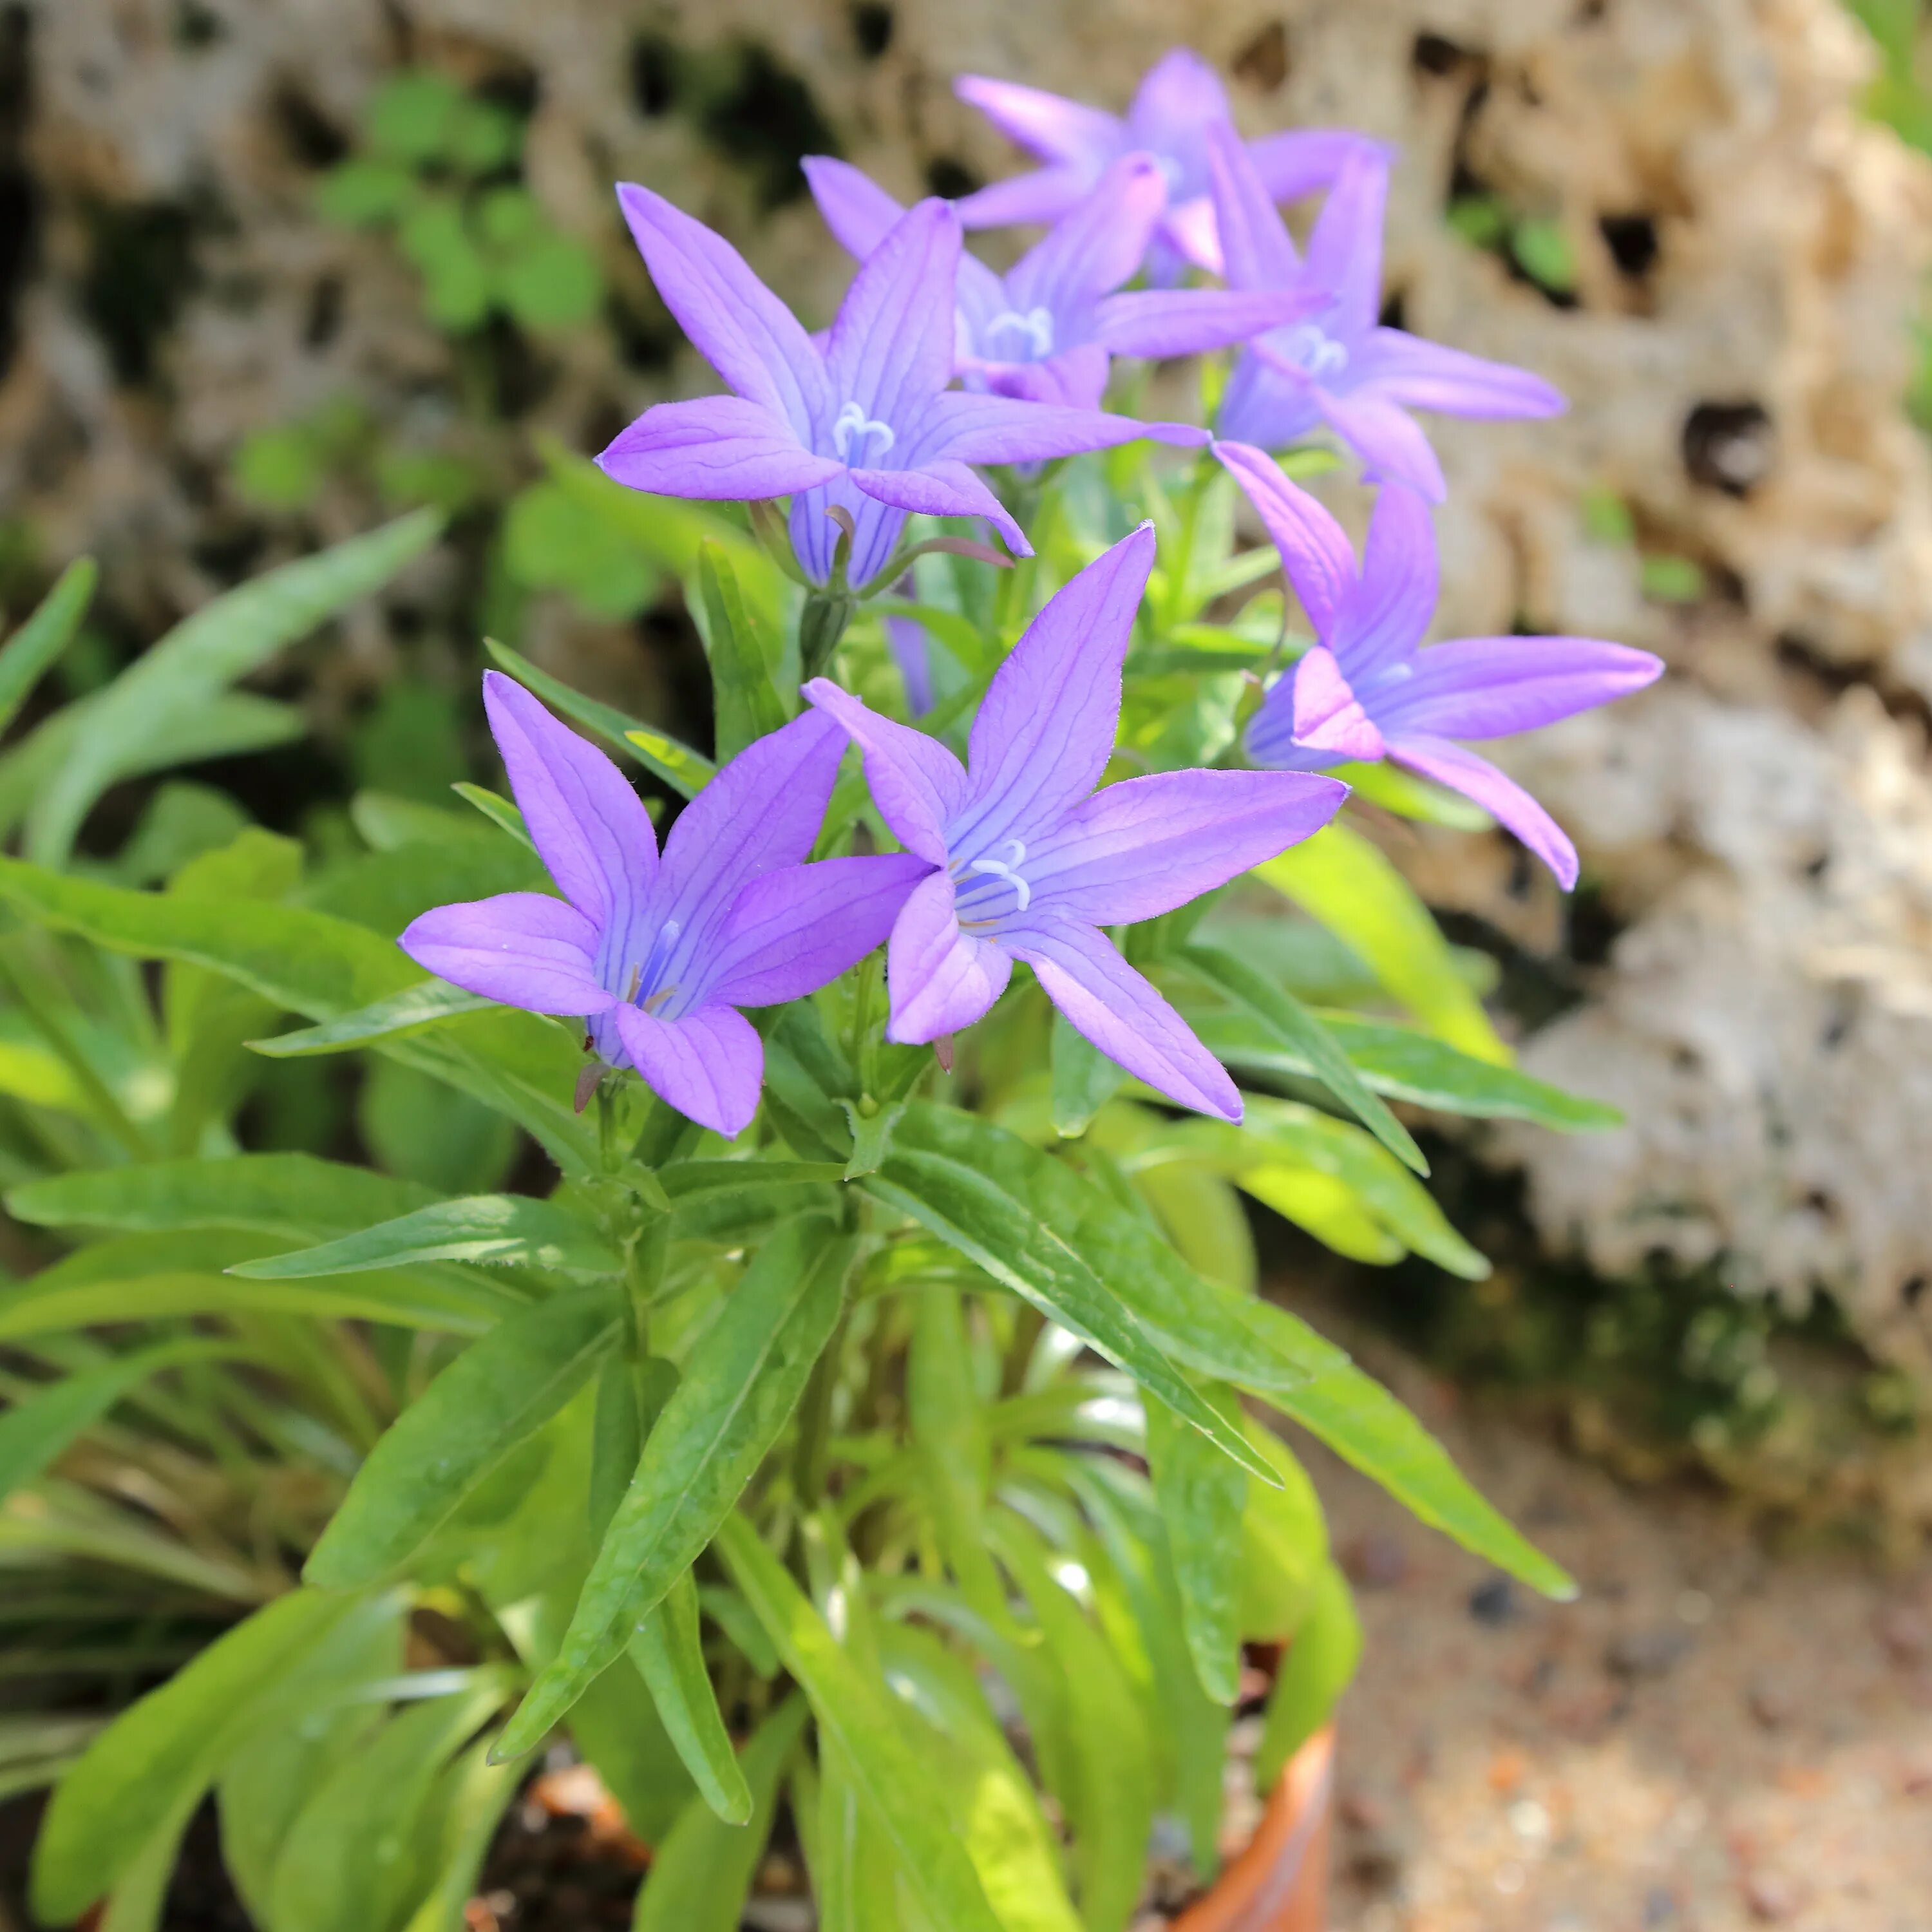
1873,1602,1931,1665
1607,1625,1694,1678
1748,1674,1794,1728
1742,1868,1804,1922
1469,1575,1521,1626
1343,1530,1410,1589
1643,1887,1678,1927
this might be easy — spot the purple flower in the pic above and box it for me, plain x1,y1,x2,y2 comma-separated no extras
804,153,1320,412
803,526,1347,1121
599,186,1200,591
1220,444,1663,889
1208,126,1564,501
954,48,1381,283
399,673,926,1138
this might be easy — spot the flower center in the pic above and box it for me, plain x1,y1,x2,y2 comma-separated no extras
832,400,896,464
1278,323,1350,381
983,307,1056,361
955,838,1030,927
624,918,682,1012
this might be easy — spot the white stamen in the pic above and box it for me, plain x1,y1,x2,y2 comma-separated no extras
1279,323,1350,381
985,307,1056,359
832,399,896,462
967,837,1031,913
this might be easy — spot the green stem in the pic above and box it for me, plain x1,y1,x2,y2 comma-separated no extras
799,590,855,681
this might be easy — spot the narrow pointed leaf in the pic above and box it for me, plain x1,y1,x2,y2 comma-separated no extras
628,1571,752,1824
482,636,715,797
248,982,497,1057
1178,941,1426,1175
696,539,790,762
495,1224,852,1759
0,557,95,734
864,1104,1276,1486
305,1284,624,1587
715,1514,1007,1932
1254,1560,1359,1790
1145,1386,1247,1706
634,1698,806,1932
229,1195,621,1280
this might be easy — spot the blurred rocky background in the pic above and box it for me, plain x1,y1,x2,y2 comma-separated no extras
8,0,1932,1508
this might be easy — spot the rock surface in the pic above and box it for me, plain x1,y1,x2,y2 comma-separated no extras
9,0,1932,1361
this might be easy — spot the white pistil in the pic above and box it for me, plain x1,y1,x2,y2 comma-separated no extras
967,837,1031,913
832,400,896,463
985,307,1056,359
1280,323,1350,381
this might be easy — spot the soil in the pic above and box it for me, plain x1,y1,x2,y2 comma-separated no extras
1306,1323,1932,1932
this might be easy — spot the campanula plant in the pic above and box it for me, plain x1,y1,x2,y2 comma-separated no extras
18,45,1658,1932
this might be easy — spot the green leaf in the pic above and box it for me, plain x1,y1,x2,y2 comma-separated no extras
32,1591,368,1922
0,558,95,734
864,1105,1276,1486
249,981,496,1057
1330,759,1495,829
1510,215,1578,294
715,1514,1007,1932
451,781,533,848
393,1740,521,1932
634,1697,806,1932
265,1682,509,1932
26,512,441,866
229,1194,621,1279
696,539,790,761
497,233,603,334
659,1159,848,1206
482,637,715,797
1049,1008,1124,1138
502,480,659,621
306,1284,623,1587
1179,940,1426,1175
873,1622,1083,1932
1145,1386,1247,1706
6,1153,440,1241
497,1224,853,1759
0,1339,235,1506
987,1515,1154,1932
1254,1561,1359,1791
1193,1005,1618,1129
1236,1426,1326,1641
629,1571,752,1824
0,1229,519,1338
1255,826,1510,1063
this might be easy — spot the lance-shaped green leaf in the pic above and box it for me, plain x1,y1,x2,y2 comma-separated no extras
696,539,790,761
249,981,496,1057
0,1338,238,1506
306,1283,624,1587
495,1224,853,1760
897,1109,1571,1598
635,1696,806,1932
8,1154,440,1242
628,1571,752,1824
26,510,441,867
986,1513,1155,1932
1254,1560,1360,1791
715,1514,1007,1932
0,1230,519,1338
1144,1385,1247,1707
658,1159,847,1206
1177,941,1425,1176
482,636,715,799
864,1105,1274,1486
1255,827,1508,1063
0,556,95,734
229,1195,621,1280
1050,1008,1125,1139
32,1589,368,1923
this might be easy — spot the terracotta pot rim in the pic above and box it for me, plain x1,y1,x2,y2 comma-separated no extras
1167,1725,1335,1932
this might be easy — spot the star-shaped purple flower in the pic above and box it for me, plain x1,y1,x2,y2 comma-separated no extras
803,153,1320,412
599,186,1199,591
1208,125,1564,502
399,674,926,1138
1220,444,1663,889
954,48,1381,283
803,525,1347,1121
